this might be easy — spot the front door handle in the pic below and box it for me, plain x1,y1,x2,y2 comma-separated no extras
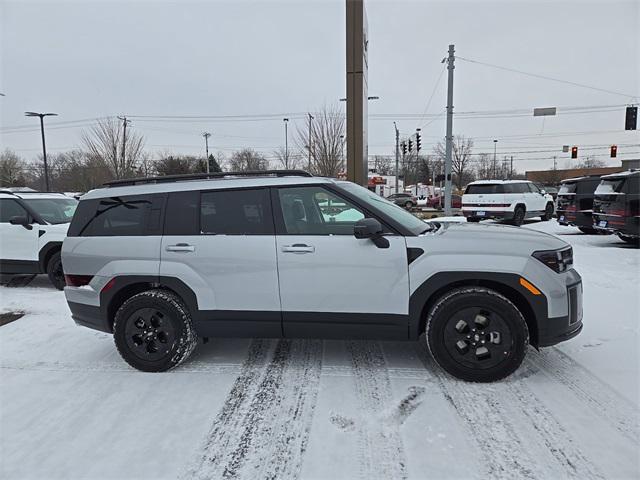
165,243,195,253
281,244,315,254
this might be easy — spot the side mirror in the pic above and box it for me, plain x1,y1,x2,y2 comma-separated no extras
9,216,33,230
354,218,389,248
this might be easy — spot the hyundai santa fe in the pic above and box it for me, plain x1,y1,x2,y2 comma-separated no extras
62,170,583,382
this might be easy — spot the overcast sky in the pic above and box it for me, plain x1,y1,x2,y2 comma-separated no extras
1,0,639,173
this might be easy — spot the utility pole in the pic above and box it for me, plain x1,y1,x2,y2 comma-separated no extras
283,118,289,168
443,44,455,215
118,116,131,171
553,155,557,170
307,113,314,171
493,139,498,178
24,111,57,191
202,132,212,173
394,122,400,193
510,156,514,179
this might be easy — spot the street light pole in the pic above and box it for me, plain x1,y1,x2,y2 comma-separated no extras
202,132,212,173
307,113,314,171
25,111,57,191
443,44,455,215
283,118,289,168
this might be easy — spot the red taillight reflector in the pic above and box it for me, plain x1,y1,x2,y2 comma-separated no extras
101,278,117,293
64,275,93,287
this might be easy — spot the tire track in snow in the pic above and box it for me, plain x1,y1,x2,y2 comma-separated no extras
347,341,409,480
526,347,640,444
503,376,605,479
414,344,539,480
184,338,273,479
186,339,323,480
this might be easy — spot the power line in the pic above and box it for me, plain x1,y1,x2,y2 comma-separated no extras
456,56,638,100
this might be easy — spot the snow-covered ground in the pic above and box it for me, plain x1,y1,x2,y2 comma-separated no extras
1,221,638,480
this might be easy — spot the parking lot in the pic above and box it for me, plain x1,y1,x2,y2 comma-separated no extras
0,220,638,479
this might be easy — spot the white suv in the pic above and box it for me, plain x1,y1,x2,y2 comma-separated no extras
462,180,555,225
61,171,582,382
0,190,78,289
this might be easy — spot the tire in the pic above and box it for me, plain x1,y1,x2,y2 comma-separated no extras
46,251,65,290
425,286,529,382
511,206,525,226
404,201,413,209
618,233,640,246
541,202,554,221
113,289,198,372
467,217,481,223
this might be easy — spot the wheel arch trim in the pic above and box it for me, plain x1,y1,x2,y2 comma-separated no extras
408,271,546,346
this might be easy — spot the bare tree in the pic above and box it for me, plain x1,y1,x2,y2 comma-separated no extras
273,146,301,170
371,155,393,176
575,157,606,169
0,149,27,187
295,105,345,177
433,135,474,189
154,153,202,176
81,118,145,179
228,148,268,171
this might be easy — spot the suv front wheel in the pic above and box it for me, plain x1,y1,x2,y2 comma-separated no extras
113,290,198,372
425,286,529,382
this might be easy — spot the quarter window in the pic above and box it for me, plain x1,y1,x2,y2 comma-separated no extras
200,189,272,235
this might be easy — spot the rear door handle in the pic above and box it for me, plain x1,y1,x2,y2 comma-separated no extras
281,244,315,254
165,243,195,252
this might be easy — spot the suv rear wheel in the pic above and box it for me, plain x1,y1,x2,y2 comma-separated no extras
46,251,65,290
404,201,414,209
425,286,529,382
511,206,525,226
618,233,640,246
113,290,197,372
541,202,554,221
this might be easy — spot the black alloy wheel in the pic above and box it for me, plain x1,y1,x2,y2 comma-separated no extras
124,308,176,362
47,251,65,290
426,286,528,382
443,307,513,371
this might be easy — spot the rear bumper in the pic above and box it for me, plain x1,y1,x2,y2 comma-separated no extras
461,209,514,220
67,301,111,333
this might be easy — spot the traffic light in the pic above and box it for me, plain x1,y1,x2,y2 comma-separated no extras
611,145,617,158
625,106,637,130
416,133,422,152
401,141,407,155
571,146,578,159
408,139,413,152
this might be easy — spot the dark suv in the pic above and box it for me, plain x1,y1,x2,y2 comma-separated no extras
592,170,639,245
556,176,603,234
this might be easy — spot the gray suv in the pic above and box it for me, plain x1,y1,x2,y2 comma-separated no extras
62,170,583,382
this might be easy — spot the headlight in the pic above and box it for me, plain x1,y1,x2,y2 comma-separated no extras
532,247,573,273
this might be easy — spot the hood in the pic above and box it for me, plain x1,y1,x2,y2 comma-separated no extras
411,221,567,255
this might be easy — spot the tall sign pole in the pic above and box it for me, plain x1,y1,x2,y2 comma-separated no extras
444,44,455,215
346,0,368,185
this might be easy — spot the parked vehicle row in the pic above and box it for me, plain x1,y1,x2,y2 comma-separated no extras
461,180,555,226
58,170,582,382
556,170,639,245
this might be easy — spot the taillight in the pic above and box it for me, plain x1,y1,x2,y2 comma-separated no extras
64,275,93,287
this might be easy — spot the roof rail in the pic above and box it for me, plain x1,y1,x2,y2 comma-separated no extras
103,170,313,187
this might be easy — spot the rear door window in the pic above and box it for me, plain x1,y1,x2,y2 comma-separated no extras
200,188,273,235
464,184,504,194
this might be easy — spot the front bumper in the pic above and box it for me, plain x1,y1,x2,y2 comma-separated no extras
537,280,583,347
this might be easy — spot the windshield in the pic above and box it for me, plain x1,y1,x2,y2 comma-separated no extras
464,184,505,194
558,183,577,194
595,179,626,195
23,197,78,224
337,182,429,234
